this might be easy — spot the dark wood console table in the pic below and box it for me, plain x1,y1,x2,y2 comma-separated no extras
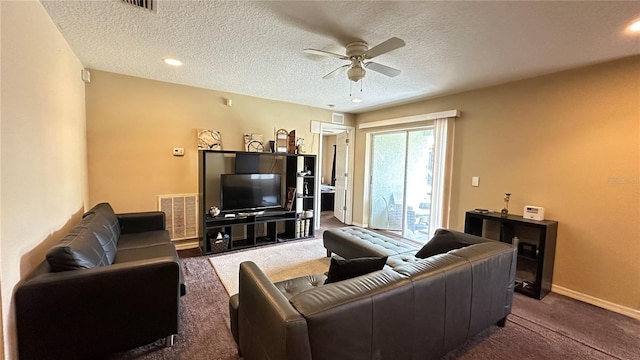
464,211,558,299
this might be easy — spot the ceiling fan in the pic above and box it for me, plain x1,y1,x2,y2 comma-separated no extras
304,37,405,83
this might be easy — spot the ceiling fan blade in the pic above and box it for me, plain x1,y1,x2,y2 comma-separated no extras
365,62,401,77
323,64,349,79
303,48,348,60
363,37,405,59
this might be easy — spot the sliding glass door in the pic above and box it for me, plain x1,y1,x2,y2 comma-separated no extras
369,128,434,242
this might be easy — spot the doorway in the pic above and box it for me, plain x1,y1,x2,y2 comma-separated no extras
316,123,354,230
368,127,435,243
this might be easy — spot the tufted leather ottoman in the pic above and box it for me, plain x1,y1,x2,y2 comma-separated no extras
323,226,417,259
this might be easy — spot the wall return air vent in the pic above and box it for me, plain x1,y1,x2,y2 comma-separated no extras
332,113,345,125
122,0,156,13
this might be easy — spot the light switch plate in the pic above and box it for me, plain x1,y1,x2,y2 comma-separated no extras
472,176,479,187
173,147,185,156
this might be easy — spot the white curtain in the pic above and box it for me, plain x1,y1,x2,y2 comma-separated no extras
428,117,455,238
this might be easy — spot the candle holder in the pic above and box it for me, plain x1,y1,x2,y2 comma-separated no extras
501,193,511,217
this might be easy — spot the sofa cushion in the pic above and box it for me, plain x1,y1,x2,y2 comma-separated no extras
113,243,180,264
115,243,186,295
275,274,327,299
83,202,121,241
117,230,172,250
386,252,424,268
324,256,388,284
83,213,119,264
46,216,111,271
415,229,487,259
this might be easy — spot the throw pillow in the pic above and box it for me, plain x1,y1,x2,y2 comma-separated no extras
415,228,483,259
324,256,388,284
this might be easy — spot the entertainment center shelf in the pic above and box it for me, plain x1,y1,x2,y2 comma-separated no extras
198,150,316,255
203,211,308,251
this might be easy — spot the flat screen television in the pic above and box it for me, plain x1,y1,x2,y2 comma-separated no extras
220,174,282,211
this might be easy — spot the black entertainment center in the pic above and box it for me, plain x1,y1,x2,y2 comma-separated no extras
198,150,316,254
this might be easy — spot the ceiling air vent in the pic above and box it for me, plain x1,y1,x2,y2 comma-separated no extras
122,0,156,13
332,113,345,125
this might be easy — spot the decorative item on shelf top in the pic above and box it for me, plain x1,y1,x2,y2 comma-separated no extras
197,129,222,150
275,129,289,153
208,206,220,217
296,137,305,154
243,133,264,152
288,130,296,153
501,193,511,217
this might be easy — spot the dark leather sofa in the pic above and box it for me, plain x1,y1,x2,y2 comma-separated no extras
15,203,186,360
230,229,516,360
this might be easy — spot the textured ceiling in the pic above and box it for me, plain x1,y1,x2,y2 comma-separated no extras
41,1,640,114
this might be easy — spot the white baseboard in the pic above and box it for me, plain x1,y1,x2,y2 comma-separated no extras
551,284,640,320
352,222,367,228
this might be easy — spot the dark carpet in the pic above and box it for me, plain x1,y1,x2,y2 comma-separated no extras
109,215,640,359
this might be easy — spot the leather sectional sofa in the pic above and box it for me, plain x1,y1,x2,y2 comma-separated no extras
15,203,186,360
230,228,517,360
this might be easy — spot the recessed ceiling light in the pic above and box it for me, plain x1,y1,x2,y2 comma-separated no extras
351,98,363,103
630,20,640,32
163,58,183,66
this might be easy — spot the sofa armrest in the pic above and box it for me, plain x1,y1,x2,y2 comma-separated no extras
238,261,312,360
118,211,166,234
15,259,180,360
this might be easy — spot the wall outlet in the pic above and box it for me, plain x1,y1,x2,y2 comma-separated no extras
173,147,185,156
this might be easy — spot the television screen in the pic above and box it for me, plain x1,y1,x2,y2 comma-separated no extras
220,174,282,211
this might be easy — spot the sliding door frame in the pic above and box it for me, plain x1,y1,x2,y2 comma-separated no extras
360,110,459,238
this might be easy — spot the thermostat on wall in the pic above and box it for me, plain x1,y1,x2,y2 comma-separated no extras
523,205,545,221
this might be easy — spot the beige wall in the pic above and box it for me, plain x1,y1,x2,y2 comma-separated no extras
85,70,354,213
0,2,88,359
321,135,337,184
1,6,635,360
354,56,640,312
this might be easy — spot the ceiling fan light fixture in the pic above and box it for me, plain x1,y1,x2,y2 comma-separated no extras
305,37,404,83
347,66,366,82
351,98,363,103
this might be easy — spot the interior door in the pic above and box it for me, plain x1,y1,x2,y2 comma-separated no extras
333,131,348,222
